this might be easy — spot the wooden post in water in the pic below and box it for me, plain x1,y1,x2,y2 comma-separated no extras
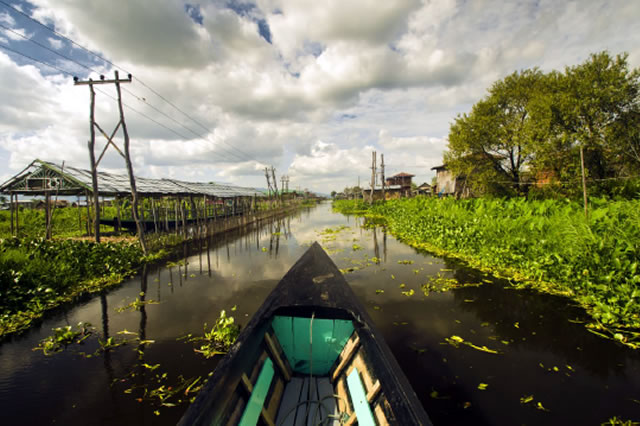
139,196,146,233
164,198,169,232
9,192,14,236
151,197,158,234
77,196,82,233
174,197,179,235
381,153,385,201
370,150,376,204
115,195,121,233
15,193,19,236
44,191,51,240
180,199,187,235
85,191,92,236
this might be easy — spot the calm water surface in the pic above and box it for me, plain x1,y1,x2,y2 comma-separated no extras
1,202,639,425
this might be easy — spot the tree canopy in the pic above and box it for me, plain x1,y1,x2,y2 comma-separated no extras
445,52,640,198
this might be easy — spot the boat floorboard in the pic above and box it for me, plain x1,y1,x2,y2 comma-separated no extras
276,376,339,426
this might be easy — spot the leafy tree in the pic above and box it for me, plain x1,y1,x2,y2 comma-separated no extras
445,69,549,195
545,52,640,188
445,51,640,198
330,190,337,198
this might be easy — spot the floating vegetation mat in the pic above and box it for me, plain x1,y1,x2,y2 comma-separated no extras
422,274,483,296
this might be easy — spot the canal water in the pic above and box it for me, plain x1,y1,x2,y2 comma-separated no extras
1,202,639,425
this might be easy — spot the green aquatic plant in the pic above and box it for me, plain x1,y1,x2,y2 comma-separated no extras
33,322,94,355
181,309,240,358
115,297,160,312
0,237,145,338
334,197,640,347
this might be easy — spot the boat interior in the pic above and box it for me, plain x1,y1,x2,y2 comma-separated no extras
224,309,394,425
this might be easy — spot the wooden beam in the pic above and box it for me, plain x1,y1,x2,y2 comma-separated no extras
264,332,292,381
74,76,132,86
240,373,276,426
9,192,14,236
331,335,360,382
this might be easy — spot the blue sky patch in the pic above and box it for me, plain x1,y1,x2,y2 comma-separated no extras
185,3,204,25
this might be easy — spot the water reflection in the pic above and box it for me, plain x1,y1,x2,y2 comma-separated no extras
1,203,640,426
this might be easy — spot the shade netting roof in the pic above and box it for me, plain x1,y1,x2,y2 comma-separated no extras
0,160,266,198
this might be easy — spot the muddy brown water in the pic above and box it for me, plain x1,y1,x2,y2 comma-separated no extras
1,202,639,425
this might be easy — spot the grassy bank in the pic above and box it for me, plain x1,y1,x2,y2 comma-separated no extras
0,237,148,337
333,197,640,345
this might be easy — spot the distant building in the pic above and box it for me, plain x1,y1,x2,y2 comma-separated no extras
414,182,434,196
431,164,470,197
386,172,414,189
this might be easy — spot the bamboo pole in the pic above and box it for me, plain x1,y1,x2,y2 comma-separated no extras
10,192,14,236
174,198,179,235
77,196,82,232
115,195,121,233
85,191,92,236
15,193,20,236
151,197,158,234
45,191,51,240
180,199,186,235
164,198,169,232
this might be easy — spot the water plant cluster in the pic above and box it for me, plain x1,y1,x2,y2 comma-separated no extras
180,309,240,358
31,308,239,416
333,197,640,345
0,237,144,337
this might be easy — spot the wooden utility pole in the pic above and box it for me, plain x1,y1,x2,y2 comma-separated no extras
370,151,376,204
264,167,272,198
580,145,588,218
380,153,385,201
75,71,147,253
271,166,279,203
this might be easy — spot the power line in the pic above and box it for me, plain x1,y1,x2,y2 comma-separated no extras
0,0,258,164
0,42,231,161
0,29,249,164
121,88,252,163
0,42,71,75
123,87,252,163
0,22,93,72
0,0,121,71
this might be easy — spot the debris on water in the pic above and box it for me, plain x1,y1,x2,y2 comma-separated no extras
536,402,550,412
430,388,451,399
444,335,501,354
520,395,534,404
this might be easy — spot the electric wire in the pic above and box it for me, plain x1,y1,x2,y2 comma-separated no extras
0,0,258,164
0,42,70,75
0,22,93,72
0,37,245,164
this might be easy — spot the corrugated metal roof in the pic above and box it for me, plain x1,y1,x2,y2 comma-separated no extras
0,160,266,198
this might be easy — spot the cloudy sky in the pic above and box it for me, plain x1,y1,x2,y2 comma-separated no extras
1,0,639,193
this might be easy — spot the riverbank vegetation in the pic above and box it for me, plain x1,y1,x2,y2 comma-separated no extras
0,237,146,337
333,197,640,346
